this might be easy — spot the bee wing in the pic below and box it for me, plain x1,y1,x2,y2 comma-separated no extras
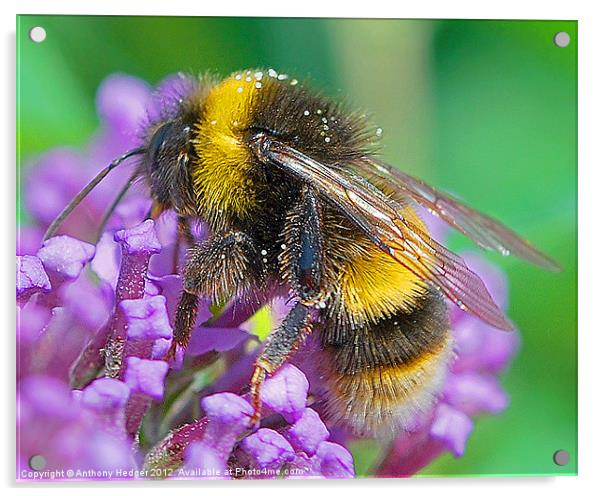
355,158,561,271
255,137,513,330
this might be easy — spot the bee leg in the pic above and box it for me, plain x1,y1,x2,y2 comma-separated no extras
251,186,324,424
282,185,324,301
183,231,265,300
167,231,265,360
169,290,199,357
250,301,313,425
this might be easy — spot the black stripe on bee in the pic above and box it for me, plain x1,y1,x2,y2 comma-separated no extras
322,285,449,375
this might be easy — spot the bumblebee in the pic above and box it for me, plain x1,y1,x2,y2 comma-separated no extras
45,68,559,436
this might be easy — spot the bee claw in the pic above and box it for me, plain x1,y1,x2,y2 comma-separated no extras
249,409,262,430
165,341,179,363
249,365,267,429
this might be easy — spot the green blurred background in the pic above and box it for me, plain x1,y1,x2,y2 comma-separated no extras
16,16,577,476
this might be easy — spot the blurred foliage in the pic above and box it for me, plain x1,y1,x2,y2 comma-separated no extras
17,16,576,476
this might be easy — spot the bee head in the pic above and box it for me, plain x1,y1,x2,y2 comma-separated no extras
143,119,197,217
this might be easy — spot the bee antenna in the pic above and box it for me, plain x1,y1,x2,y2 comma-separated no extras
93,170,138,244
42,147,146,242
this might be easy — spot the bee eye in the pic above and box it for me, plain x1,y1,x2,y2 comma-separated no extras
148,122,175,163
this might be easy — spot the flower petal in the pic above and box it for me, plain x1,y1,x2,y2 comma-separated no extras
186,327,250,356
18,375,76,420
453,315,519,374
261,364,308,423
429,403,474,457
120,295,173,341
37,236,95,281
17,255,51,300
184,442,229,479
60,275,113,331
24,148,87,226
96,74,152,137
124,357,169,401
199,393,253,464
240,428,295,469
313,441,355,478
114,219,161,256
81,377,130,412
91,232,120,288
201,392,253,428
285,408,330,456
444,372,509,415
149,275,212,325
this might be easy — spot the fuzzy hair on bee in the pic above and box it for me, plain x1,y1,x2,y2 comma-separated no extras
44,68,559,437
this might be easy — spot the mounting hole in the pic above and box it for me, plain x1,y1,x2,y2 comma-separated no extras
554,32,570,48
29,26,46,43
553,449,570,466
28,454,47,471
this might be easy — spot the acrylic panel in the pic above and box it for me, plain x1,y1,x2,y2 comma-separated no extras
16,16,577,480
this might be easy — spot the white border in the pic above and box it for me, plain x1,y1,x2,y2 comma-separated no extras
3,0,599,495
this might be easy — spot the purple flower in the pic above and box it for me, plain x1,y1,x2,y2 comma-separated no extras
196,392,254,460
37,236,95,282
443,372,508,415
18,375,135,479
175,365,354,479
241,428,296,471
96,74,153,138
81,377,130,412
120,296,172,341
285,407,330,456
17,255,51,302
314,442,355,478
429,403,474,457
124,357,169,401
184,442,228,479
186,327,252,356
259,361,309,423
114,219,162,257
23,149,89,227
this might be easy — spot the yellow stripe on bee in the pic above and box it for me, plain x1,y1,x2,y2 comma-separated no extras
192,71,271,219
338,206,429,323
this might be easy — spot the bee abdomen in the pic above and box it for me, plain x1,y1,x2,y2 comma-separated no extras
318,287,453,437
